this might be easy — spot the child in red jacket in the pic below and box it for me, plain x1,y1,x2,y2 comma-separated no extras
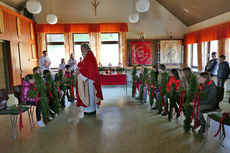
162,69,180,116
166,69,181,92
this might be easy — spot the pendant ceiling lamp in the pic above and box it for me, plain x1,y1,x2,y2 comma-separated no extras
128,0,139,23
46,0,58,24
129,13,139,23
26,0,42,14
46,14,58,24
136,0,150,13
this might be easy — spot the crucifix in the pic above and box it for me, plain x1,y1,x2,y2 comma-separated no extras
91,0,100,16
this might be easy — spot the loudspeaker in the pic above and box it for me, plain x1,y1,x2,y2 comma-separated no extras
23,8,33,20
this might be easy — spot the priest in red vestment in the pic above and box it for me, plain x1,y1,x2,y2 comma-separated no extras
75,43,103,114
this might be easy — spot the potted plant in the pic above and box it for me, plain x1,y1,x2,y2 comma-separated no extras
98,67,105,74
116,67,126,74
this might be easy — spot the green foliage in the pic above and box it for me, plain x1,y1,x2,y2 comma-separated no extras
183,74,198,133
132,65,138,97
66,71,77,101
157,72,168,114
139,68,148,103
183,103,193,133
28,89,37,98
168,83,176,122
55,69,66,108
47,73,60,115
149,70,156,107
116,67,126,71
33,73,50,124
98,67,105,71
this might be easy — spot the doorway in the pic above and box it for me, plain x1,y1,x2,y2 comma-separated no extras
0,40,10,93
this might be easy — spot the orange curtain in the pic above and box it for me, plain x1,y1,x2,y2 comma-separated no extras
197,43,203,71
120,32,127,67
184,21,230,45
36,33,46,58
89,32,101,63
36,23,128,33
64,33,73,61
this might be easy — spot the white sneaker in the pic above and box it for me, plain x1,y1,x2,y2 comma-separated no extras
36,120,45,127
49,116,53,120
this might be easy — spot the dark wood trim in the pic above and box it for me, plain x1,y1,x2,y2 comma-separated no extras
6,41,14,93
101,41,119,44
47,42,64,45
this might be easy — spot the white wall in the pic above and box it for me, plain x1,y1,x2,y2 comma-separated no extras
34,0,186,39
187,11,230,33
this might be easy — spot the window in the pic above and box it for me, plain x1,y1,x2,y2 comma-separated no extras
101,33,120,66
202,40,218,67
46,34,65,68
73,34,89,62
209,40,218,59
191,43,198,68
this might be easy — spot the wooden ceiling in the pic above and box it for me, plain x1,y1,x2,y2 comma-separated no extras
156,0,230,26
1,0,230,26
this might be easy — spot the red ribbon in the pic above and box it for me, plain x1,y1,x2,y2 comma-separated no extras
33,88,39,106
133,75,136,96
190,92,200,128
71,84,75,100
151,83,155,97
48,87,54,99
214,113,229,137
177,90,185,116
159,86,163,106
17,107,24,132
57,87,61,97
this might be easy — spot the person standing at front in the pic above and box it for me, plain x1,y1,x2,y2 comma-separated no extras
75,44,103,114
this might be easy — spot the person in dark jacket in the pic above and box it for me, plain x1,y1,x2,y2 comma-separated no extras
21,74,45,127
217,55,230,88
205,52,218,77
191,72,217,134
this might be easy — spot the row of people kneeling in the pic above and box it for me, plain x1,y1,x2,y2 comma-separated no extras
133,65,218,135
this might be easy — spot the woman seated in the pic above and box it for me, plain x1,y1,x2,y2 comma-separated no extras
191,72,217,134
161,69,180,116
21,74,45,127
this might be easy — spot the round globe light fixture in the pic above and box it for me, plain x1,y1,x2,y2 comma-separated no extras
46,14,58,24
128,13,139,23
26,0,42,14
136,0,150,13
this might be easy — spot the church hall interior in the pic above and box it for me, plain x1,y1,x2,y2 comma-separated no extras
0,0,230,153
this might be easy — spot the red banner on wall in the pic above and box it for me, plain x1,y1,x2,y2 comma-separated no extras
130,41,152,65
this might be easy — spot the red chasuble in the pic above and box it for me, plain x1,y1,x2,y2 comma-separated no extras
77,51,103,107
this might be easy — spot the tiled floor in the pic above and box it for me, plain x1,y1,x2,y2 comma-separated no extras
0,86,229,153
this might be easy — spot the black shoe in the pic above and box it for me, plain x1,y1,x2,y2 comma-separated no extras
198,125,205,134
161,111,168,116
134,97,140,100
151,106,157,110
84,111,96,115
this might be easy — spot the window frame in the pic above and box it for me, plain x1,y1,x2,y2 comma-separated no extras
100,32,120,66
191,43,198,69
72,33,90,57
46,33,65,69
